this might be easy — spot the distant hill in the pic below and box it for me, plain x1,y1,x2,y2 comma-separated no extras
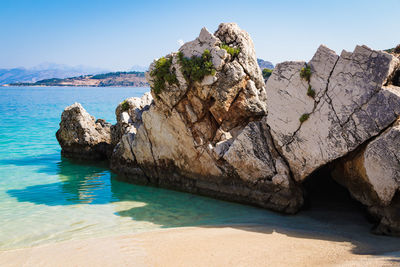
257,58,274,70
3,59,272,87
8,71,148,87
0,63,108,85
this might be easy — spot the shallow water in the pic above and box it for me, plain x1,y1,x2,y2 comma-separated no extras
1,87,399,254
0,86,284,250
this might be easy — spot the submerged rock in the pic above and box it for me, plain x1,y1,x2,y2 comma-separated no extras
56,103,112,160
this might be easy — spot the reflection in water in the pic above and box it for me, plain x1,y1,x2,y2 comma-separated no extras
7,156,272,228
0,87,160,249
2,87,400,255
4,155,380,230
7,157,113,206
56,158,113,205
5,156,400,256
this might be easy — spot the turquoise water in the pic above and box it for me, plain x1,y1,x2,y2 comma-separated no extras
0,86,277,250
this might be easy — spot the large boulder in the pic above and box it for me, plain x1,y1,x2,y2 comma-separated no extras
55,23,400,235
123,22,304,213
264,44,400,234
266,45,400,181
332,117,400,235
56,103,112,160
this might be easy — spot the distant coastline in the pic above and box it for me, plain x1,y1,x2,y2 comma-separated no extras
2,58,274,87
4,71,149,87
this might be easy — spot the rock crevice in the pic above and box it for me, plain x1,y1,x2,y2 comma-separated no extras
266,44,400,182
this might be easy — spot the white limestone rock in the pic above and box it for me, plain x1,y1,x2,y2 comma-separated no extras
117,23,303,213
333,117,400,206
111,92,153,145
222,117,303,211
332,117,400,235
215,23,264,89
56,103,112,159
266,45,400,181
110,93,153,177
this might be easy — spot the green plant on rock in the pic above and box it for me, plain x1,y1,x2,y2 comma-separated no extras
384,48,394,53
262,68,273,79
394,44,400,54
385,45,400,54
220,43,241,58
178,49,216,83
300,65,311,82
299,113,310,123
149,56,179,96
120,100,130,111
307,85,316,98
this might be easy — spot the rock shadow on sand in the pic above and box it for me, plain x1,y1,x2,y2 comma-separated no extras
6,156,400,259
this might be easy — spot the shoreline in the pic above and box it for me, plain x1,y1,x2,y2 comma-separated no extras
1,224,399,267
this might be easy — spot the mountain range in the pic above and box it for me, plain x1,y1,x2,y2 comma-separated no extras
0,63,148,85
9,71,148,87
257,58,274,70
1,60,272,86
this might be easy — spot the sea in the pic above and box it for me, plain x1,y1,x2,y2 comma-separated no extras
0,86,278,250
1,86,398,253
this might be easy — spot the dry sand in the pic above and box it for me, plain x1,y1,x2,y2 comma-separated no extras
1,225,399,267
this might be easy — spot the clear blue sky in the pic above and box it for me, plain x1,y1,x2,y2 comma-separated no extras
1,0,399,70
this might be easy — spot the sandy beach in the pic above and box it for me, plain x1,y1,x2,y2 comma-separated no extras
1,224,399,267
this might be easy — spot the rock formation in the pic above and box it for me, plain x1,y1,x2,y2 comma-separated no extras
266,45,400,182
56,24,400,235
119,23,303,213
111,92,152,145
332,117,400,235
263,44,400,234
56,103,112,160
110,93,153,182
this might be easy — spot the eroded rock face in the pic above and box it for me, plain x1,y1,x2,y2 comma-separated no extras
131,22,303,212
56,23,400,235
266,45,400,182
111,92,152,145
222,117,303,211
332,117,400,235
264,44,400,234
56,103,112,160
109,93,153,182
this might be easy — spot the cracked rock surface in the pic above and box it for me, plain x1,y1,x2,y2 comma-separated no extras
57,24,400,235
266,45,400,182
109,93,153,181
111,92,152,145
135,22,303,213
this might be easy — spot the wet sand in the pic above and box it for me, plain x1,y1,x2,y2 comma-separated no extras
0,224,399,267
